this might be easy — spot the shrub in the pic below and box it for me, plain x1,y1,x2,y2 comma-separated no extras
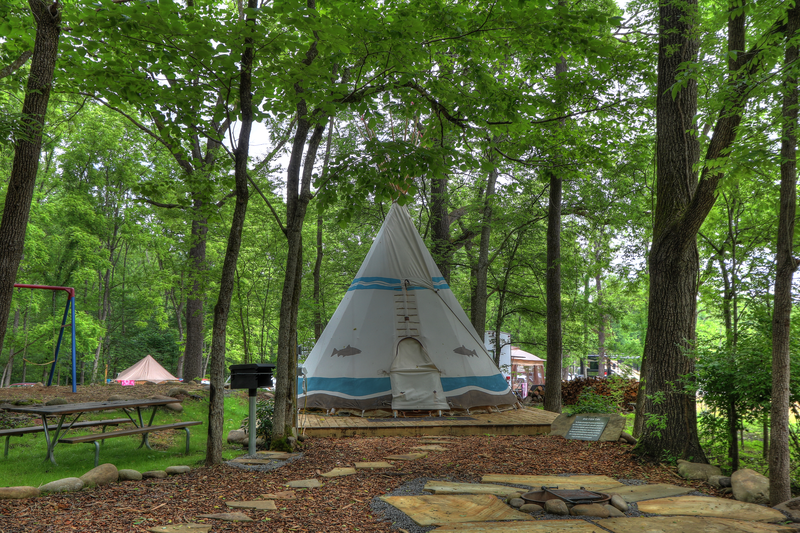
564,387,617,415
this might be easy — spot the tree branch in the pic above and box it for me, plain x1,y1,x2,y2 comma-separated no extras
0,50,32,80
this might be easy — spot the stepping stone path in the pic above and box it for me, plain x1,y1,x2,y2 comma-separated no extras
637,495,787,522
196,512,253,522
147,525,212,533
411,445,448,451
286,478,322,488
385,452,427,461
604,482,694,502
321,467,357,477
379,474,797,533
355,461,394,469
380,494,533,526
260,490,296,499
226,500,278,510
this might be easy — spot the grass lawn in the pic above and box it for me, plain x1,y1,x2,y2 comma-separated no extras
1,395,248,487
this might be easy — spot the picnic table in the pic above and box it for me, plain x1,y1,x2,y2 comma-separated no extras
1,398,201,466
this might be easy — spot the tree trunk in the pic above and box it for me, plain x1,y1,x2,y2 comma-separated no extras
430,174,452,283
2,308,20,387
637,0,756,461
0,0,61,358
471,151,497,340
205,1,255,465
769,0,799,504
183,212,207,382
728,399,739,471
313,216,324,341
543,52,568,414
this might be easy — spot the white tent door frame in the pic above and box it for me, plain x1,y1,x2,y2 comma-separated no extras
389,337,449,410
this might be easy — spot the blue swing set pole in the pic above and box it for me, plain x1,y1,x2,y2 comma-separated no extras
15,284,77,393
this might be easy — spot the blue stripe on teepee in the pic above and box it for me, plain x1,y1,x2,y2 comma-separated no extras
299,375,509,397
301,376,391,396
348,277,450,291
441,375,510,392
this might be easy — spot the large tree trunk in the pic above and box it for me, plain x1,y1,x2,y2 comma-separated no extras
0,0,61,358
1,308,20,387
769,0,799,504
183,211,208,382
637,0,755,461
205,0,255,465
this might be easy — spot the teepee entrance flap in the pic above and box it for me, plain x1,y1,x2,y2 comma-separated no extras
390,338,449,410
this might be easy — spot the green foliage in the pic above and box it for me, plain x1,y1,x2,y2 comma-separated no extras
565,387,617,416
255,397,275,444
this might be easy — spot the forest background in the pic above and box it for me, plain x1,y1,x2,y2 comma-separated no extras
2,0,800,497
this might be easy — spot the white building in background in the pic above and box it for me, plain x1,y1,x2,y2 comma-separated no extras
484,331,512,377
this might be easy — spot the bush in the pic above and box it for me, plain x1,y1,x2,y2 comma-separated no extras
255,397,274,444
564,387,618,415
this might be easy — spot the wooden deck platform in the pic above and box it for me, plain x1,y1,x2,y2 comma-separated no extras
298,407,559,438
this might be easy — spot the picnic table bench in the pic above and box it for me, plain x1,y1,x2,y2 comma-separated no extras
1,398,201,465
59,420,202,466
1,418,132,459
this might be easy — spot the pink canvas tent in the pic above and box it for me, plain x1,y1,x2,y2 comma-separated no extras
116,354,180,383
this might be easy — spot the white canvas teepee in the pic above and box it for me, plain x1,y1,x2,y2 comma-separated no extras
116,354,180,383
298,203,516,412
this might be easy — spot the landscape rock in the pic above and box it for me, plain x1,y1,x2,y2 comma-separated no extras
610,494,629,512
227,430,247,444
165,466,191,475
605,504,626,517
286,478,321,488
142,470,168,479
196,512,253,522
147,525,211,533
150,395,183,413
570,503,610,517
708,475,732,489
45,397,68,406
0,486,39,499
619,431,636,445
39,477,84,493
519,503,543,514
549,412,627,442
676,459,722,481
544,499,569,516
118,469,143,481
773,496,800,522
167,387,188,398
80,463,118,486
508,498,524,508
732,468,770,505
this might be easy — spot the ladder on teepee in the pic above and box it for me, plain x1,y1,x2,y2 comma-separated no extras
395,282,420,337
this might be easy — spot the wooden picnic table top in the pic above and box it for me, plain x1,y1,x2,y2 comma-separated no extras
1,398,181,416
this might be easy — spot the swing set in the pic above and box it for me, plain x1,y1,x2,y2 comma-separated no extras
13,284,77,394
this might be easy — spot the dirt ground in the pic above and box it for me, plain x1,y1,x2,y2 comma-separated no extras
0,384,720,533
0,382,205,405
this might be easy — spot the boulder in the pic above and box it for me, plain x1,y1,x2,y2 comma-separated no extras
708,475,732,489
227,430,247,444
80,463,118,487
773,496,800,522
0,486,39,499
150,395,183,413
508,498,524,509
142,470,168,479
519,503,543,514
610,494,629,512
605,504,626,517
731,468,770,505
676,459,722,481
167,387,188,398
570,503,610,517
544,499,569,516
39,477,84,493
45,397,68,406
619,431,637,445
118,469,143,481
166,466,191,475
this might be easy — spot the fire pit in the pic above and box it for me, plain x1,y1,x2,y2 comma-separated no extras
521,486,611,507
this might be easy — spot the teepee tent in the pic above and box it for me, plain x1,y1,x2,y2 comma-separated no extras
116,354,180,383
298,203,516,412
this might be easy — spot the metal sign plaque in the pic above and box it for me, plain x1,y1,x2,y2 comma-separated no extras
565,415,610,441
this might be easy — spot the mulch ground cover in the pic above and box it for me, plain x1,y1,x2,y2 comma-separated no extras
0,385,720,532
0,434,721,533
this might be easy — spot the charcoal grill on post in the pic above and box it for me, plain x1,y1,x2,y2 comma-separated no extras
229,364,275,455
521,486,611,506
